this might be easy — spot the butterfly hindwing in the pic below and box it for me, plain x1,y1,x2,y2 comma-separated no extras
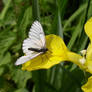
15,53,41,65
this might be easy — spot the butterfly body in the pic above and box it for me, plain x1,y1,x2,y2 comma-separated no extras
28,48,48,53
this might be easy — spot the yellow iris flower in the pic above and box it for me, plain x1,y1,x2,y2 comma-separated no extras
82,76,92,92
82,17,92,73
22,34,83,71
81,17,92,92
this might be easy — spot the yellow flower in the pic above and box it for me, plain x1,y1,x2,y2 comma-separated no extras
22,34,83,71
71,17,92,74
82,17,92,73
82,76,92,92
80,17,92,92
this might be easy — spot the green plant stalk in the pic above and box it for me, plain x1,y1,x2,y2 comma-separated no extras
64,1,92,31
77,0,91,51
0,0,11,20
63,3,87,31
67,0,91,51
67,20,82,50
57,11,63,39
32,0,40,21
56,0,63,38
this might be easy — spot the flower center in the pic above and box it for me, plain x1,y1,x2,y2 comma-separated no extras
79,50,87,65
79,57,86,65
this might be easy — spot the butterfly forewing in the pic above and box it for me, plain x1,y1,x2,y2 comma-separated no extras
22,38,41,55
29,21,46,47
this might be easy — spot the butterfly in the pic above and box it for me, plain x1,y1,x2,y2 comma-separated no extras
15,21,48,65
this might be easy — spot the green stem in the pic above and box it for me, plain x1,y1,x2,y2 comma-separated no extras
63,3,87,31
85,0,90,22
57,11,63,39
77,0,90,51
32,0,40,21
0,0,11,20
56,0,63,39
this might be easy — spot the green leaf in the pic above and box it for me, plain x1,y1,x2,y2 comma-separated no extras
0,0,12,21
33,82,58,92
18,6,32,41
11,69,32,88
0,30,16,55
63,3,88,31
0,52,11,66
48,65,64,91
0,67,5,76
14,88,29,92
19,6,32,31
0,76,15,92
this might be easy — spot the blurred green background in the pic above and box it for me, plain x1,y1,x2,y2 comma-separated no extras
0,0,92,92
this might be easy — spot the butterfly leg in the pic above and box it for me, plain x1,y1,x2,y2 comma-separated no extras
40,55,44,64
45,54,52,63
48,49,52,54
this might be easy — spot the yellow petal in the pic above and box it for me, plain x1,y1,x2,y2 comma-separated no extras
83,44,92,73
85,17,92,42
84,17,92,74
85,61,92,74
22,54,66,71
86,44,92,61
67,51,86,70
46,34,68,56
22,34,69,71
82,76,92,92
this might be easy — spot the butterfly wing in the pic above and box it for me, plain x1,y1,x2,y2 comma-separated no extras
29,21,46,47
15,21,45,65
22,21,45,55
15,53,41,65
22,38,41,55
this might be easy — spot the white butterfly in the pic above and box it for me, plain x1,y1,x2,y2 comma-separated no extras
15,21,48,65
